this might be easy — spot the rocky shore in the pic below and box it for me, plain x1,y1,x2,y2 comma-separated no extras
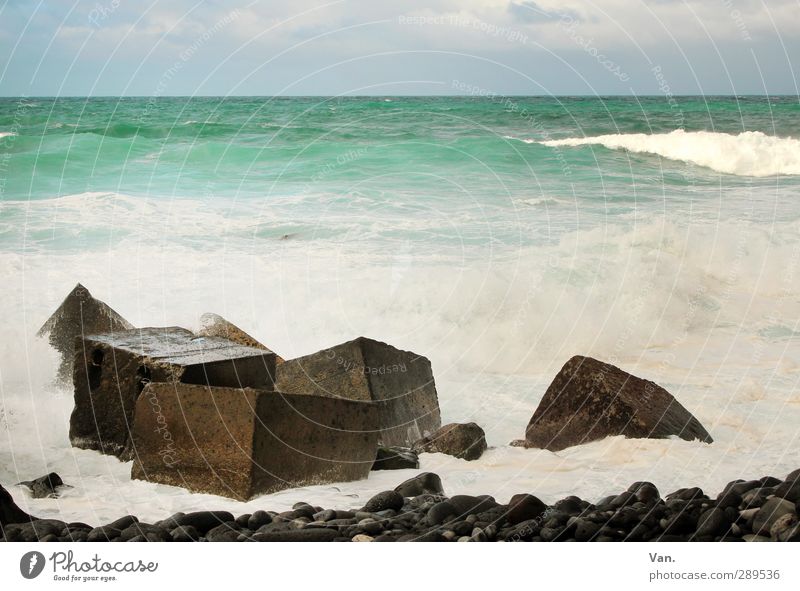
3,469,799,542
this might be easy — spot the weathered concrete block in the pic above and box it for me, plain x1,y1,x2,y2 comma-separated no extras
70,327,276,459
130,382,379,500
37,283,133,384
275,337,441,447
516,355,713,452
197,313,284,363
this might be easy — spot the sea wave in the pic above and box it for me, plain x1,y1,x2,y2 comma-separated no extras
0,131,17,139
535,130,800,177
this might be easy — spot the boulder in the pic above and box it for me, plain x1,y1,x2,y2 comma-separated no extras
752,497,796,536
1,484,35,532
37,283,134,384
372,446,419,470
70,326,276,459
394,472,445,497
413,422,487,461
17,472,68,499
130,382,379,500
516,356,713,451
276,337,441,447
198,313,284,363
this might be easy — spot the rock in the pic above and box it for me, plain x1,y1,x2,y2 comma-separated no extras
86,526,121,542
506,494,547,525
197,313,282,361
628,481,660,504
395,472,445,497
518,356,713,451
363,491,404,513
247,510,272,530
173,511,235,535
37,283,134,384
412,422,487,461
769,512,798,541
170,525,201,542
695,507,728,538
206,522,242,542
785,468,800,484
752,497,796,536
352,534,374,542
1,483,36,530
449,495,499,517
716,488,742,509
105,515,139,530
71,326,276,459
573,518,601,541
372,446,419,470
131,382,379,500
275,337,441,447
773,480,800,503
18,472,68,499
427,501,457,525
252,529,339,542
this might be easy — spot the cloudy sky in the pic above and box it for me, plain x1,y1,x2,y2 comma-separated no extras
1,0,798,96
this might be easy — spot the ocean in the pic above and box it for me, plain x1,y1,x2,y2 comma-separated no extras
1,95,799,522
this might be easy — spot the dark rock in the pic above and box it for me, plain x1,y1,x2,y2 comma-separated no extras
206,522,242,542
118,523,170,542
363,491,404,513
235,514,251,528
37,283,134,384
72,327,276,459
449,495,498,517
412,422,488,461
553,496,584,515
628,482,660,504
252,529,339,542
752,498,796,536
372,446,419,471
427,501,457,525
247,510,272,530
774,480,800,503
666,487,705,502
1,483,36,530
174,511,235,535
716,488,742,509
87,526,122,542
769,513,799,541
131,382,378,500
695,507,729,538
785,468,800,485
760,476,783,488
18,472,68,499
573,518,601,541
395,472,445,497
275,337,441,447
104,515,139,531
506,494,547,525
519,356,713,451
170,525,201,542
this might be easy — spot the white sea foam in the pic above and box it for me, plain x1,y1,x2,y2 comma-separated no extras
536,130,800,177
2,204,799,521
0,131,17,139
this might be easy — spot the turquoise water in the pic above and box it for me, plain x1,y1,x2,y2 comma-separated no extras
2,96,799,255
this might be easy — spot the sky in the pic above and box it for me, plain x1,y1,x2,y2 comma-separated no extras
0,0,798,96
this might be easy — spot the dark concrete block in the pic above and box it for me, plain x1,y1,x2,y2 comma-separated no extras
130,382,379,500
275,337,441,446
70,326,276,459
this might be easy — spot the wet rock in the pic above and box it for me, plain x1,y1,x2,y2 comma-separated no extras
427,501,457,525
372,446,419,470
774,480,800,503
769,512,799,541
518,356,713,451
506,494,547,525
628,482,660,504
695,507,729,538
251,528,339,542
413,422,488,461
37,283,134,384
72,327,276,459
174,511,235,535
197,313,282,360
206,522,242,542
363,491,404,513
18,472,69,499
131,382,378,500
170,525,201,542
276,337,441,447
752,498,796,536
1,483,36,530
395,472,445,497
247,510,272,530
104,515,139,531
86,526,122,542
449,495,498,517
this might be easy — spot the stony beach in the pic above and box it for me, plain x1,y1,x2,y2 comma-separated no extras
3,469,799,542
